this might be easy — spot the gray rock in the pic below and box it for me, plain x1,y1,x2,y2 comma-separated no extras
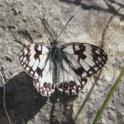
0,0,124,124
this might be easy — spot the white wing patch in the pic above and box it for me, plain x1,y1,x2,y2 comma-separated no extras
80,59,90,71
84,57,95,67
28,57,35,67
39,55,47,69
63,45,74,54
32,59,39,71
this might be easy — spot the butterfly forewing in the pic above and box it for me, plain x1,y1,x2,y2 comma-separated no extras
19,43,55,96
62,43,107,79
19,43,49,77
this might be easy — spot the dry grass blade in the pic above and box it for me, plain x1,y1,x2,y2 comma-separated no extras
0,72,13,124
92,68,124,124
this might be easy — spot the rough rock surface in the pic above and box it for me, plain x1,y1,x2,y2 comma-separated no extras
0,0,124,124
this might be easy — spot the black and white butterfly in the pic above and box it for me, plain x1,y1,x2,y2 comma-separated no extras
19,17,107,97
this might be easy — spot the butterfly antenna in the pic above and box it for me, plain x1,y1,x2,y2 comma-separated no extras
56,16,74,40
39,17,54,41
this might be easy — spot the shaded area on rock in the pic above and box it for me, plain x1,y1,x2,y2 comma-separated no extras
0,72,78,124
0,72,47,124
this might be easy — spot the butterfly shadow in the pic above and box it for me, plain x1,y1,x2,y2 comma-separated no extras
59,0,124,19
49,91,77,124
0,72,47,124
0,72,78,124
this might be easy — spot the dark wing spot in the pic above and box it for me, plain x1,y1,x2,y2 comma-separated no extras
73,44,85,55
73,67,85,76
73,45,87,61
36,67,43,76
34,44,42,59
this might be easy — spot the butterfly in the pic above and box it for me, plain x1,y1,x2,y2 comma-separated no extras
19,17,107,97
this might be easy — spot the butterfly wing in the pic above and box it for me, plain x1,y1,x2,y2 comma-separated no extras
58,43,107,94
19,43,55,96
19,42,107,96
